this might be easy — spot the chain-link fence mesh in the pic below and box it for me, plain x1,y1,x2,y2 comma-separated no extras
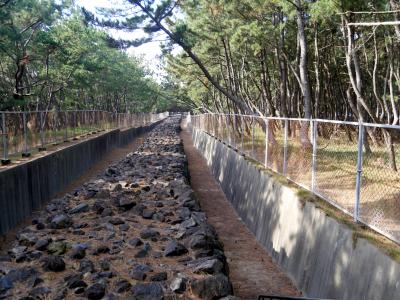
0,110,167,160
253,117,266,164
189,113,400,244
266,119,285,174
359,126,400,239
286,120,313,189
314,121,359,214
241,116,253,156
6,112,24,156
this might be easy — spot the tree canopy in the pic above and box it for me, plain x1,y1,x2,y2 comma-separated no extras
0,0,176,112
2,0,400,119
92,0,400,123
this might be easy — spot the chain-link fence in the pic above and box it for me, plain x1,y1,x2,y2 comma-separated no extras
189,113,400,244
0,110,168,163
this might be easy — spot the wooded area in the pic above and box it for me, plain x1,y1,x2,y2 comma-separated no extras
3,0,399,121
161,0,400,124
96,0,400,169
2,0,400,153
0,0,175,113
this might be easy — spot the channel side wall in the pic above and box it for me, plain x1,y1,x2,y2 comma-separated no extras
189,128,400,300
0,121,161,236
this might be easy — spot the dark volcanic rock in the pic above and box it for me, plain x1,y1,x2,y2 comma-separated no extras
93,200,106,214
115,279,131,293
36,222,45,230
0,267,39,292
128,238,143,247
79,259,96,273
131,283,164,300
135,243,151,258
50,214,72,229
117,197,136,210
140,228,160,239
41,256,65,272
129,270,146,281
65,274,87,289
164,240,188,257
92,245,110,255
108,217,125,225
85,283,106,299
35,239,50,251
141,209,154,219
190,274,232,300
131,264,153,273
70,247,86,260
28,286,51,298
18,233,38,246
188,258,224,274
70,203,89,214
150,272,167,282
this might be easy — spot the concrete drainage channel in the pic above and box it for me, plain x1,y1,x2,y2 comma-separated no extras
0,117,236,300
0,120,163,237
189,127,400,300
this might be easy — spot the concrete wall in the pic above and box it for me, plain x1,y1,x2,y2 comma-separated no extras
119,126,145,146
0,121,161,236
190,128,400,300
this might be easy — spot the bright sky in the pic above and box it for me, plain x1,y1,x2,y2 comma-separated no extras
75,0,165,77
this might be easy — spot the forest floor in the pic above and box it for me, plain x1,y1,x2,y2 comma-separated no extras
180,125,300,299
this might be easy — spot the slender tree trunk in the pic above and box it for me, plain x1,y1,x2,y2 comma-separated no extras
295,0,312,148
314,24,320,117
389,0,400,40
133,0,253,115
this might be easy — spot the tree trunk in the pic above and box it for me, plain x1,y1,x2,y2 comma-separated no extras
295,0,312,148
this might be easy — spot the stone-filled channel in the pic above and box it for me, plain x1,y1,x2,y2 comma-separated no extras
0,116,234,300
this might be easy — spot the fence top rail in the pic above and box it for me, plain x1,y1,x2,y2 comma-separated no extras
0,110,166,115
192,113,400,130
0,110,111,114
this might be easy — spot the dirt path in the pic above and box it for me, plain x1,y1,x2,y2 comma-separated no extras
181,127,301,300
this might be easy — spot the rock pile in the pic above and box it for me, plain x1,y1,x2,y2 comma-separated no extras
0,116,236,300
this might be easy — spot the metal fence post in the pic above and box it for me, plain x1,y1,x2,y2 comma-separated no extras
210,114,213,136
64,112,68,142
53,111,58,144
229,115,232,145
22,112,31,157
39,111,46,151
73,111,77,140
264,118,269,168
233,115,236,148
311,120,318,192
283,119,288,174
1,112,10,165
218,115,221,138
224,115,229,144
354,123,364,222
214,114,217,137
241,116,244,152
252,116,255,157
